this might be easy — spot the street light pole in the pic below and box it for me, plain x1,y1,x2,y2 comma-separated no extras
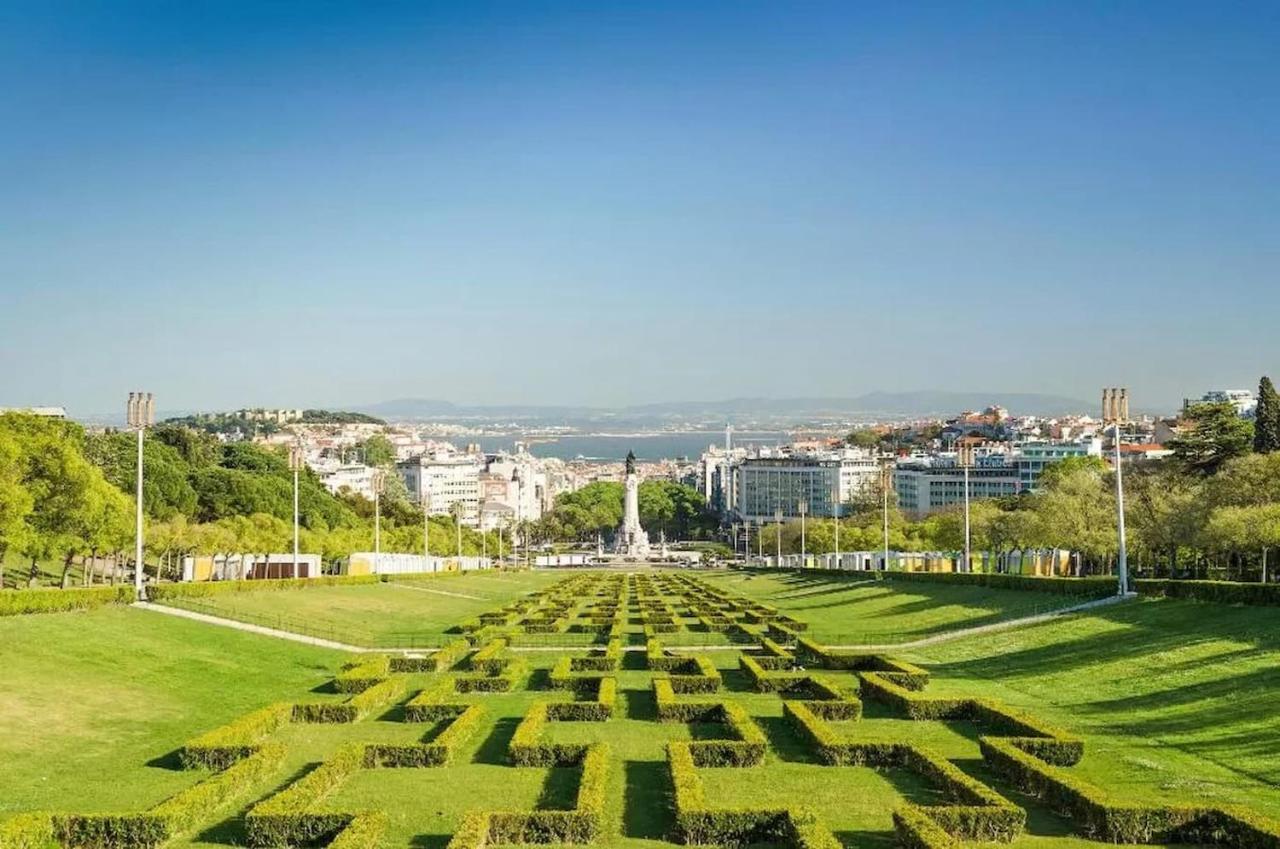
373,469,384,575
290,439,301,575
774,509,782,566
833,501,841,572
959,445,972,574
127,392,154,599
882,458,891,571
798,500,808,567
1113,427,1128,595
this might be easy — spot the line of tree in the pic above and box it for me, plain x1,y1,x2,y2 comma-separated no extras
531,480,719,545
0,413,503,588
764,380,1280,581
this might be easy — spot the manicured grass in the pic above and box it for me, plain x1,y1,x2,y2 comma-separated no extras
5,568,1280,849
0,606,341,816
701,569,1091,643
155,571,567,646
906,595,1280,819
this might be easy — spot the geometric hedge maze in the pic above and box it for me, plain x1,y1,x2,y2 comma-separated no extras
4,572,1279,849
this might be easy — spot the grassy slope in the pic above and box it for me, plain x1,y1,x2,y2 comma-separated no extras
701,569,1084,643
0,606,341,815
904,596,1280,818
6,570,1280,849
157,571,566,645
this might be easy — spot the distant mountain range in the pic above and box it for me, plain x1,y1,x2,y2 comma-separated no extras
353,391,1096,423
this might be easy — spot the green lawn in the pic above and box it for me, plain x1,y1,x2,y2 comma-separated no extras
154,571,567,647
0,606,341,816
3,569,1279,849
700,569,1089,643
905,595,1280,818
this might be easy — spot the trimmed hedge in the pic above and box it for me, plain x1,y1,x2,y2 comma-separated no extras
857,674,1082,765
334,656,391,693
666,742,839,849
1136,579,1280,607
667,655,722,694
780,709,1024,843
245,744,365,847
292,677,405,723
0,586,135,617
363,704,484,767
653,679,720,723
570,639,622,672
179,703,292,770
979,736,1280,845
451,745,609,848
881,571,1116,598
687,703,767,767
454,658,526,693
56,744,285,849
468,638,509,675
646,639,687,672
149,575,380,601
795,639,929,687
0,814,54,849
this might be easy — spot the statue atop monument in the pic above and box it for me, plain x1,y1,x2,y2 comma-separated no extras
614,448,651,557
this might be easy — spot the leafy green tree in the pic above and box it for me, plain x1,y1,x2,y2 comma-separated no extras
846,429,881,449
1169,401,1254,475
360,434,396,467
1254,376,1280,454
1125,465,1205,576
85,432,198,520
1203,504,1280,580
1034,462,1116,570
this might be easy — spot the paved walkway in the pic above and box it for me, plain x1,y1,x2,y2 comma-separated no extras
133,602,371,652
823,592,1137,651
135,592,1136,657
382,582,485,600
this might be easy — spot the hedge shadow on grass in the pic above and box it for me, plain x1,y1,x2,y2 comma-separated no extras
833,828,895,849
536,766,581,811
472,717,521,765
624,685,657,721
756,715,816,764
144,750,185,771
622,759,671,840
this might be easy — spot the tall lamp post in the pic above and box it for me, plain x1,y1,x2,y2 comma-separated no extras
774,509,783,566
422,470,432,563
372,469,385,575
881,457,891,571
126,392,154,598
798,500,808,568
833,500,841,572
289,439,302,576
959,444,973,574
1113,426,1129,595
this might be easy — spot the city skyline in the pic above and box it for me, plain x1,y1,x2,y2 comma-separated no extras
3,2,1278,413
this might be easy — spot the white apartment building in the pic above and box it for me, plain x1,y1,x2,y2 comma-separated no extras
1194,390,1257,418
397,452,483,526
317,464,380,499
733,449,880,522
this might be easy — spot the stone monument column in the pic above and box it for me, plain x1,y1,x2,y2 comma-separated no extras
615,450,651,556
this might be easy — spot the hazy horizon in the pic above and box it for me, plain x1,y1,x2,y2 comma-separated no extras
3,2,1277,414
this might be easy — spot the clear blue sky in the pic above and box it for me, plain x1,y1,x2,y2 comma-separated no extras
2,1,1276,416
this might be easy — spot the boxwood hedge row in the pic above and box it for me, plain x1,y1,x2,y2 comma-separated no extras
666,742,840,849
448,745,609,849
0,586,136,617
292,677,405,723
363,704,484,768
179,703,292,770
979,736,1280,846
55,744,286,849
